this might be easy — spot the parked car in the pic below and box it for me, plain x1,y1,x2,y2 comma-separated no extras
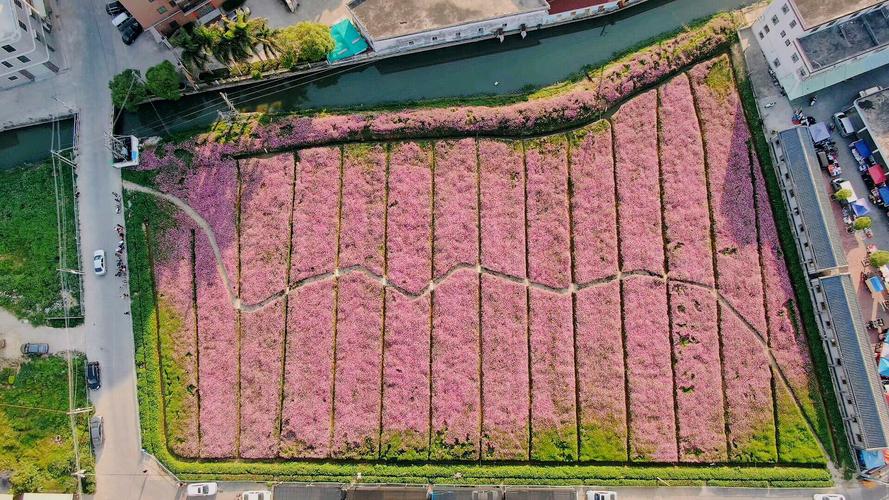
20,343,49,356
86,361,101,390
241,491,271,500
813,495,845,500
111,12,129,28
120,17,143,45
93,249,106,275
187,482,218,497
833,112,855,137
90,415,104,449
105,1,124,15
586,492,617,500
226,6,250,20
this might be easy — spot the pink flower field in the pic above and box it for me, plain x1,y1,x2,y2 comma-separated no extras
139,56,826,466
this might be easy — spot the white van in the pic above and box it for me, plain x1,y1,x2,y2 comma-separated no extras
111,12,130,28
833,112,855,137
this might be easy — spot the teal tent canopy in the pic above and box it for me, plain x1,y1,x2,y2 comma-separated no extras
328,19,369,62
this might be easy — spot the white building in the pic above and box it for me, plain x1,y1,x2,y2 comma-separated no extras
0,0,61,90
752,0,889,100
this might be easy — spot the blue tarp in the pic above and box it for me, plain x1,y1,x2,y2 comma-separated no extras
860,449,887,470
870,276,886,293
880,186,889,204
855,140,873,158
852,199,871,216
880,357,889,377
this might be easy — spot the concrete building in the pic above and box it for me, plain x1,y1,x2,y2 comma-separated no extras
119,0,224,38
844,86,889,165
0,0,61,90
752,0,889,100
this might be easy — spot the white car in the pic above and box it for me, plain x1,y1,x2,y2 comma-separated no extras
587,492,617,500
187,482,218,497
93,250,106,275
813,495,845,500
241,491,272,500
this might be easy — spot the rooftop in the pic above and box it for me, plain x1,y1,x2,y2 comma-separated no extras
547,0,612,15
778,127,847,272
819,274,889,450
0,0,18,45
855,87,889,156
347,0,549,41
798,7,889,70
793,0,881,28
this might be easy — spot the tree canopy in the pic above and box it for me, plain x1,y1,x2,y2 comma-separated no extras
108,69,148,112
145,61,183,101
870,250,889,267
276,22,334,66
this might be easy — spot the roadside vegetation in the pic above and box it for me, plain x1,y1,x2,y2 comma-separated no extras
0,161,80,326
0,356,95,494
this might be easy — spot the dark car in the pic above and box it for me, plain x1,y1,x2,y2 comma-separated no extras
86,361,101,390
105,1,124,15
117,16,139,32
121,21,143,45
20,343,49,356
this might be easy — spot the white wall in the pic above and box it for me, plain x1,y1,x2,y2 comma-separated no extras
0,0,60,90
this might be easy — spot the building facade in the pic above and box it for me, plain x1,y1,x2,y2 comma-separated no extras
119,0,224,39
752,0,889,100
0,0,62,90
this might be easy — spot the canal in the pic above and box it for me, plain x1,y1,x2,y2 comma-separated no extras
0,119,75,170
121,0,753,137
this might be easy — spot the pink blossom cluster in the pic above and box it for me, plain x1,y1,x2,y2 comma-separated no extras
381,291,430,459
623,276,676,462
570,122,618,283
575,282,627,461
339,144,387,275
529,290,577,460
433,139,479,277
430,271,480,460
525,138,572,289
479,140,526,277
280,280,335,458
291,147,341,282
658,74,715,285
387,142,433,293
613,90,665,274
480,275,529,460
668,283,726,461
689,59,767,333
332,273,384,459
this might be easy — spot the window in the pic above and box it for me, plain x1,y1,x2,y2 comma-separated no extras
764,24,770,33
157,6,166,13
8,75,17,81
2,44,14,53
773,57,781,67
759,30,764,39
18,20,26,30
455,32,460,37
1,61,11,68
408,40,414,45
785,39,791,46
478,27,483,32
16,55,29,63
502,23,507,27
771,14,779,25
13,0,21,7
799,67,807,77
782,3,789,14
791,52,799,62
780,30,786,38
789,19,797,28
431,36,437,41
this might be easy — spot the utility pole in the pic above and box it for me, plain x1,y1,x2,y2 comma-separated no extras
218,92,238,122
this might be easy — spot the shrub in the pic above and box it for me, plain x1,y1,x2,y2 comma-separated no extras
853,216,872,230
145,61,183,101
109,69,149,112
833,188,853,202
276,22,335,65
870,250,889,267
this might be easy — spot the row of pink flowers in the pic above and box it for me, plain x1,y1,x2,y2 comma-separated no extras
658,74,715,286
479,140,526,278
570,122,618,283
280,280,335,458
431,271,481,460
292,147,341,282
525,138,572,289
339,144,387,276
689,59,768,334
387,143,433,293
480,275,529,460
529,290,577,460
623,276,676,461
433,140,479,277
575,282,627,461
668,283,726,461
613,90,665,274
332,273,384,459
381,291,431,460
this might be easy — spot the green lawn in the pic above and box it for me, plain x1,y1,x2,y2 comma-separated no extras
0,160,81,325
0,356,95,494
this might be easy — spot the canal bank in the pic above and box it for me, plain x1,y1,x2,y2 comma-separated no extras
0,118,76,170
119,0,754,137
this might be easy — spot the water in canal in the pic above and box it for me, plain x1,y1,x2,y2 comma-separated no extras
0,119,75,170
122,0,754,136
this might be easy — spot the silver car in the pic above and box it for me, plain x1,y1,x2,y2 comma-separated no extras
90,415,104,450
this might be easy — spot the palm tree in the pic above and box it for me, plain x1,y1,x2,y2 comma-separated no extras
169,27,210,71
252,19,280,60
215,10,258,63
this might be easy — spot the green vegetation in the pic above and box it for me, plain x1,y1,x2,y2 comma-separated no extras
145,61,183,102
0,356,95,494
871,250,889,268
0,161,80,326
277,22,335,68
110,69,149,112
834,188,853,202
776,384,826,464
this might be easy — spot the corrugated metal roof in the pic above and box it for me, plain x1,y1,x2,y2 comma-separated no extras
820,274,889,449
779,127,847,271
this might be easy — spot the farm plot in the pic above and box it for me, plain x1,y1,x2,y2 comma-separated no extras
131,57,829,468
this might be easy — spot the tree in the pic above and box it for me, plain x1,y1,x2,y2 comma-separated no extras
276,22,334,65
870,250,889,267
145,61,182,101
9,462,45,494
853,216,873,231
108,69,148,112
169,27,210,71
834,188,853,202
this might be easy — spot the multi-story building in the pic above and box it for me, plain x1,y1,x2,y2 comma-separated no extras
0,0,62,90
119,0,224,39
753,0,889,100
